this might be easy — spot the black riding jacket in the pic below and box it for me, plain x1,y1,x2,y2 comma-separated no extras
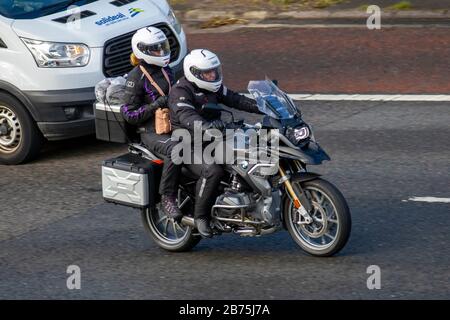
120,62,174,129
168,77,262,133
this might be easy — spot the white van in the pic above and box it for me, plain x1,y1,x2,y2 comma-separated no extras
0,0,187,164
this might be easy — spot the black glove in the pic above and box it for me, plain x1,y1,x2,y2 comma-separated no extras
153,96,168,109
144,96,168,114
241,96,264,115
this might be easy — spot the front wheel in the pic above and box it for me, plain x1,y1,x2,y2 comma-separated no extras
284,178,351,257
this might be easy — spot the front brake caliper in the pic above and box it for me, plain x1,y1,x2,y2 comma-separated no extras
296,206,313,225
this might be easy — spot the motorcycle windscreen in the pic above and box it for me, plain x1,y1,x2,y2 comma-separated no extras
248,78,299,120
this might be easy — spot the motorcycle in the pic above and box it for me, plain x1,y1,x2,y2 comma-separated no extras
101,79,351,257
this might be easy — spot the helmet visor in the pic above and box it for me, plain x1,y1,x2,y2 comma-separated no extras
190,65,223,83
137,40,171,57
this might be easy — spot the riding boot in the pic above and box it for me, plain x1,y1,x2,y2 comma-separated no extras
195,216,213,238
161,194,183,222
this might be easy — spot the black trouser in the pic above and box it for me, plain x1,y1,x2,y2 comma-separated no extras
184,163,225,219
140,131,181,196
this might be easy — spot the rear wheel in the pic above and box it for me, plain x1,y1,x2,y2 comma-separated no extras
0,93,43,165
284,178,351,257
141,188,201,252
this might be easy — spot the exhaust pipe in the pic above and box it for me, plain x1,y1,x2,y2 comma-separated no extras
233,228,257,237
181,216,195,228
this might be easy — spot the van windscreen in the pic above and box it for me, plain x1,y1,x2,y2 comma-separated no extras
0,0,97,19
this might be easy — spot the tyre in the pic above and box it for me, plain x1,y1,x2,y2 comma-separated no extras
0,93,43,165
141,189,201,252
284,177,351,257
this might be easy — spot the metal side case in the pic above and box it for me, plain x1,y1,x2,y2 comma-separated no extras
102,153,163,209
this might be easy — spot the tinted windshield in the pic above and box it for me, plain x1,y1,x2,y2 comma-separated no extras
0,0,97,19
248,78,299,120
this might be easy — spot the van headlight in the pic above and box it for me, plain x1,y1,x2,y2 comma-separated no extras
21,38,90,68
167,9,182,34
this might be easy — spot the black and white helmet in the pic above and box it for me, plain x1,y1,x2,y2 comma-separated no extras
183,49,223,92
131,27,171,67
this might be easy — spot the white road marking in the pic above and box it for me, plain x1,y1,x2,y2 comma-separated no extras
190,23,450,34
244,23,450,29
403,197,450,203
243,93,450,102
289,94,450,102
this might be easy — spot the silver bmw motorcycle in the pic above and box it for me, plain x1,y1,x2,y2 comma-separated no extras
102,79,351,257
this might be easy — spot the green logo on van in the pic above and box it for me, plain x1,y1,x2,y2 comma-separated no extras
129,8,144,17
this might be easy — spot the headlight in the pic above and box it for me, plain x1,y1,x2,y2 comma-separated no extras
167,9,182,34
21,38,90,68
286,125,310,145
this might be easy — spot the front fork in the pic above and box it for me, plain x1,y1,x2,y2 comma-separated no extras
279,165,313,225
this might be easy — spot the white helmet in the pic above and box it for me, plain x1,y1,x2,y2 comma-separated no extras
131,27,171,67
183,49,223,92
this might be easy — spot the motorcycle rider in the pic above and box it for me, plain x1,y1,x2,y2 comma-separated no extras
120,27,182,221
168,49,263,237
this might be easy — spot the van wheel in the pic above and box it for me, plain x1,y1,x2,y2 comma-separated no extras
0,93,43,165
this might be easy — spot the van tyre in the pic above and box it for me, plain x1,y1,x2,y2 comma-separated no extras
0,93,43,165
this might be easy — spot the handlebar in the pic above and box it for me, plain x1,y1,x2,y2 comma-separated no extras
224,121,262,131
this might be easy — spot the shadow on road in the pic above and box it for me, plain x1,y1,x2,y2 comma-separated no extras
37,135,126,163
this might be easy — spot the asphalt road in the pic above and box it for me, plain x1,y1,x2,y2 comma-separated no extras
187,27,450,94
0,100,449,299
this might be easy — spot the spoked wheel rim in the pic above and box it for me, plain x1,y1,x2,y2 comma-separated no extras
0,105,22,154
146,205,190,244
288,185,340,250
146,191,192,244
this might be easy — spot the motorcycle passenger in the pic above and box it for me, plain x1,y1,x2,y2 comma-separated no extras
168,49,263,237
120,26,182,221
